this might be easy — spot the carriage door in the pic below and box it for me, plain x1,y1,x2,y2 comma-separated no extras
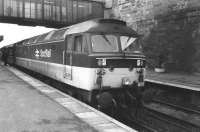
63,36,73,80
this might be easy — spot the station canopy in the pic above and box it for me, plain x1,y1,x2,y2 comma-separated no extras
0,0,104,28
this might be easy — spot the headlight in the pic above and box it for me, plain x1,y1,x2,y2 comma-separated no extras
97,59,106,66
137,59,144,67
122,77,132,86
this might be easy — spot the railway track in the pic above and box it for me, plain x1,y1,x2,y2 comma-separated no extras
153,99,200,115
145,80,200,112
117,100,200,132
139,105,200,132
129,81,200,132
153,97,200,112
117,82,200,132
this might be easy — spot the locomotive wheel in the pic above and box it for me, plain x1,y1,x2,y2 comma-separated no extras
96,92,114,109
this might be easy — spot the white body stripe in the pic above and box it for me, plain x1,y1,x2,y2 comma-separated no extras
16,57,139,91
102,68,139,87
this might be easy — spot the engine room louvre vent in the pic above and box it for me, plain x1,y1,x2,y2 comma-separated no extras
98,19,126,26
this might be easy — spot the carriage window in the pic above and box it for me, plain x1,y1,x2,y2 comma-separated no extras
91,34,119,52
74,36,83,53
120,36,142,53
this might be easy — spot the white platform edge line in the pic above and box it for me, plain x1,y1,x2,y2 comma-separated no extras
52,86,137,132
145,79,200,91
7,66,137,132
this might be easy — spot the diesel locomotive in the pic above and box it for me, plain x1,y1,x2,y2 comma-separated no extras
2,19,145,108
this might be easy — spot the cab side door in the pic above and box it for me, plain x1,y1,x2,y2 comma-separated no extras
63,35,73,80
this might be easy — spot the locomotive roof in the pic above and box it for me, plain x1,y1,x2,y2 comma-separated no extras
64,19,139,36
19,19,140,45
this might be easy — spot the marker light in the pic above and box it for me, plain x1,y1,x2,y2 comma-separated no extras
97,59,106,66
122,77,132,86
137,59,143,67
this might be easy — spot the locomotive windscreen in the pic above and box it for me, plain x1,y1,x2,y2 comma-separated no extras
91,34,119,52
120,36,142,53
91,34,142,53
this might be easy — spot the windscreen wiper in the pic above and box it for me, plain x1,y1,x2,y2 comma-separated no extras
125,37,131,48
102,35,112,45
122,37,131,51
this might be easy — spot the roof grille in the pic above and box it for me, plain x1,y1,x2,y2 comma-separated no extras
98,19,126,26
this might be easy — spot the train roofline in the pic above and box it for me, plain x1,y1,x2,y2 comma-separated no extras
63,18,139,36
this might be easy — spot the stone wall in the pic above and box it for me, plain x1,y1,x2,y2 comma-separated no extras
111,0,200,72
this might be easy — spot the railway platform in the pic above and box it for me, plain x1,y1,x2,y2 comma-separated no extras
0,64,136,132
146,70,200,90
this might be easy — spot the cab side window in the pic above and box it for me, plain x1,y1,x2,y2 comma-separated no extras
74,36,82,53
83,36,88,53
66,36,73,51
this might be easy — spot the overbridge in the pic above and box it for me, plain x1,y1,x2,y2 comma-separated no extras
0,0,104,28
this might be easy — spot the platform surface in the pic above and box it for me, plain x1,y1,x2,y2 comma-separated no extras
0,64,136,132
146,70,200,90
0,65,98,132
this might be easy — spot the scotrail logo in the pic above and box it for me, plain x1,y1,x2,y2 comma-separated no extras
34,49,51,58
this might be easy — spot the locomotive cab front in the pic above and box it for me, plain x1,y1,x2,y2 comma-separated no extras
89,33,145,91
10,18,145,109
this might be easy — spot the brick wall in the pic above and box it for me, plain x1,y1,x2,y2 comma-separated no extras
111,0,200,72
